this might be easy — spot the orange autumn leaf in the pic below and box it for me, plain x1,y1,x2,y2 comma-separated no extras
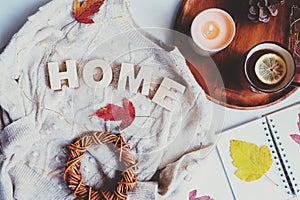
73,0,105,24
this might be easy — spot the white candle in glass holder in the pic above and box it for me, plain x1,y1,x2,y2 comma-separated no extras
191,8,236,55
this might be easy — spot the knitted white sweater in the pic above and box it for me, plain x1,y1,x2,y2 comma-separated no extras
0,0,215,199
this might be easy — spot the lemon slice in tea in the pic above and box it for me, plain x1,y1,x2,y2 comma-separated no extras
254,53,287,85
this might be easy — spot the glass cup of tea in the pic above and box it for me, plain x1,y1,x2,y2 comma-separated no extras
244,42,300,93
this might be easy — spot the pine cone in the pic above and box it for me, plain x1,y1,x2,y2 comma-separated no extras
248,0,284,23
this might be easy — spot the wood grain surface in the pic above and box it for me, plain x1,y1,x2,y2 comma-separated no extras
174,0,299,109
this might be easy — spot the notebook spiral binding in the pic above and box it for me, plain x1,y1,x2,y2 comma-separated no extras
263,117,299,196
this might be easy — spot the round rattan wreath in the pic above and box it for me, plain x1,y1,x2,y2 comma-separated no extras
64,131,138,200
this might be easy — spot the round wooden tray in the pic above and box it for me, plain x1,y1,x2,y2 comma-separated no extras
173,0,299,110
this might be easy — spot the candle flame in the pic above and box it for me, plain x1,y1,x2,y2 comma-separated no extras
201,21,220,40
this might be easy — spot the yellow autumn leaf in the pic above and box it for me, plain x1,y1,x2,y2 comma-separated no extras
230,140,272,182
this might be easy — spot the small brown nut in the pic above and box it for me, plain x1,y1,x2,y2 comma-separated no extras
268,5,278,16
249,5,259,15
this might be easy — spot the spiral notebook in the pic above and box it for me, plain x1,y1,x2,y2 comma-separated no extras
216,102,300,200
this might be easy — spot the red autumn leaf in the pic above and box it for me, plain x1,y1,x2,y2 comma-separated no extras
90,98,135,130
73,0,105,24
198,197,213,200
297,113,300,132
291,134,300,145
189,190,213,200
291,113,300,145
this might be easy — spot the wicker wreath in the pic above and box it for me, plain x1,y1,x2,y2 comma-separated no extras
64,131,138,200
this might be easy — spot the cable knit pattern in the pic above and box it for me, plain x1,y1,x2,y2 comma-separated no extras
0,0,215,199
0,114,39,156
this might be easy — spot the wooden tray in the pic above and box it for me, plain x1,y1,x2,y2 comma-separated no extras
173,0,299,110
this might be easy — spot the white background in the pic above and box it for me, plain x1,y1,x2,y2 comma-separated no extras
0,0,299,130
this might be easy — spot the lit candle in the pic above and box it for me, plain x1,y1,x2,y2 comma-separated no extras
191,8,236,54
201,21,220,40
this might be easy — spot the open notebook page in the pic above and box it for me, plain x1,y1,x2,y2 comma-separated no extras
186,148,234,199
217,118,294,200
265,103,300,196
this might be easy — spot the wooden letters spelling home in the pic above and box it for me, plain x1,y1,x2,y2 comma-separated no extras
47,60,186,111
